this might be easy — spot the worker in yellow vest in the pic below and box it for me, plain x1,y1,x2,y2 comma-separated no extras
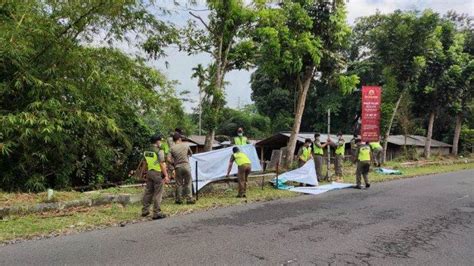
369,139,383,167
350,134,358,163
226,147,252,198
313,133,329,181
333,132,345,182
354,139,371,189
234,127,248,145
142,135,170,219
297,138,313,167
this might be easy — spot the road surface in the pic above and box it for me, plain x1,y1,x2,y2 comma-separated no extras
1,169,473,265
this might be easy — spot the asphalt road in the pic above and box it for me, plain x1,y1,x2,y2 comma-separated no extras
1,170,473,265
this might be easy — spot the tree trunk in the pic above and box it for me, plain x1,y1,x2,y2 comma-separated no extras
383,92,404,163
452,113,462,155
204,130,215,152
424,111,435,159
203,65,224,152
284,67,315,168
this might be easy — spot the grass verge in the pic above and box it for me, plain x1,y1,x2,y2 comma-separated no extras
0,186,297,243
1,159,473,244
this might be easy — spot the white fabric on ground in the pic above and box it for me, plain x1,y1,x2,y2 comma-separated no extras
289,182,353,195
277,159,318,186
190,144,262,191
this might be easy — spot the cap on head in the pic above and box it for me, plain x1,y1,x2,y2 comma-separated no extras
232,147,240,153
150,134,163,144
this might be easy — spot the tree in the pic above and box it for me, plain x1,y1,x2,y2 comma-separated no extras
361,10,441,162
444,12,474,155
181,0,256,151
255,0,356,167
215,105,271,139
0,1,182,191
413,18,458,158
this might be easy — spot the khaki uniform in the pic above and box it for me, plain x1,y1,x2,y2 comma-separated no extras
297,146,312,167
370,142,383,167
231,152,252,197
334,139,345,177
312,140,324,181
170,143,194,203
350,138,357,163
354,144,371,187
142,146,166,216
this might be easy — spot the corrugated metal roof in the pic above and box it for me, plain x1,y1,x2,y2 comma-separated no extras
187,135,222,147
388,135,451,147
280,132,354,143
256,132,451,148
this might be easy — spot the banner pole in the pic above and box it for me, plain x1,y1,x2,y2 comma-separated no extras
195,161,199,201
275,161,279,189
326,108,331,181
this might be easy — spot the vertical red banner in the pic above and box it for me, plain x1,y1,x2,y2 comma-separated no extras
361,86,382,142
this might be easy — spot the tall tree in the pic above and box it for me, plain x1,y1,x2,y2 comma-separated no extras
362,10,441,162
255,0,356,167
182,0,256,151
0,1,181,191
445,12,473,155
413,17,458,158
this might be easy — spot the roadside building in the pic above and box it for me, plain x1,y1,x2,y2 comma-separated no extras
256,132,452,169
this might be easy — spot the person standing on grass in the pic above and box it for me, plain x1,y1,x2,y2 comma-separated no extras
226,147,252,198
369,138,383,167
297,138,313,167
332,132,345,182
354,139,371,189
169,133,195,205
234,127,248,145
350,134,358,163
313,133,329,181
142,135,170,220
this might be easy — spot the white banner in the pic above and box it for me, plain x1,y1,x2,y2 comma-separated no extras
278,159,318,186
190,144,262,191
289,182,353,195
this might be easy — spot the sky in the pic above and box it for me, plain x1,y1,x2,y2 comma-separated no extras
111,0,474,112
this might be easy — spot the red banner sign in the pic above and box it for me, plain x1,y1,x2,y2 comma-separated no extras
361,86,382,142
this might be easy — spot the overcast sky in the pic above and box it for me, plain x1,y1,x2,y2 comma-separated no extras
115,0,474,112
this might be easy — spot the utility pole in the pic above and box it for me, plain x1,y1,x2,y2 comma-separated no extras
326,108,331,180
198,90,202,135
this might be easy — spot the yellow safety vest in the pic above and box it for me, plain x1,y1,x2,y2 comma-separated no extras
299,146,312,161
313,143,324,155
233,152,251,166
234,136,248,145
369,142,382,150
358,145,371,162
144,150,162,172
161,142,170,155
335,140,345,155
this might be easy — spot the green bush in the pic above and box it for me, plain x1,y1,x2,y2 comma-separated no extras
460,127,474,155
0,2,183,191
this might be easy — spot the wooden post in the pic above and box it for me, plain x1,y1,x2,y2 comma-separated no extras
195,161,199,200
326,109,331,180
275,162,280,189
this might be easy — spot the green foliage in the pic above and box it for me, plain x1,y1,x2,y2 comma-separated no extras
0,1,184,191
215,105,271,139
178,0,258,149
460,127,474,154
